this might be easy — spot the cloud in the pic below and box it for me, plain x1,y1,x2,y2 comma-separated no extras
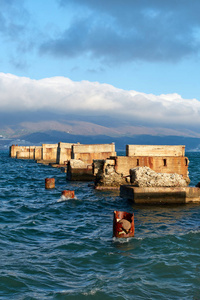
0,73,200,130
40,0,200,63
0,1,40,70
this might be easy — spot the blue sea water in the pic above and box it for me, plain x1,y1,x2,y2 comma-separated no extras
0,149,200,300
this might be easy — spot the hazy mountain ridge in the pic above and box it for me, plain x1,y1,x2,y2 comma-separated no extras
1,116,200,151
1,118,200,139
1,129,200,151
18,130,200,151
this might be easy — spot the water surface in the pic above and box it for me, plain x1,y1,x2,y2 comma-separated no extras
0,150,199,299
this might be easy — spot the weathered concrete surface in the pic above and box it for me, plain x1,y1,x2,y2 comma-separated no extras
36,159,53,165
120,186,200,204
114,156,189,181
130,167,188,187
11,143,74,164
94,153,189,189
10,145,35,159
94,158,130,189
10,145,26,158
15,146,38,159
16,148,32,159
72,143,116,164
67,159,95,181
42,144,58,163
126,145,185,157
34,147,42,160
10,145,45,161
10,145,18,158
56,142,79,165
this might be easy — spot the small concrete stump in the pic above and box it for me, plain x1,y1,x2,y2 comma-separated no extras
62,190,75,198
45,178,55,189
113,210,134,238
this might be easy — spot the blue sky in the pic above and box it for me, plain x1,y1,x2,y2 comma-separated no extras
1,0,200,133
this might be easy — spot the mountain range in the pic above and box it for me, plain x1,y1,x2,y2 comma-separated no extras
1,112,200,151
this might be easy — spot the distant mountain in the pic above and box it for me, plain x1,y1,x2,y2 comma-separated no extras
1,117,200,138
1,113,200,151
19,130,200,151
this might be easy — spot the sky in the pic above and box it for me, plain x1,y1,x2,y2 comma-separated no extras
1,0,200,133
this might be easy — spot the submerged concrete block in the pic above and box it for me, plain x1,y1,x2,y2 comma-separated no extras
120,186,200,204
67,159,95,181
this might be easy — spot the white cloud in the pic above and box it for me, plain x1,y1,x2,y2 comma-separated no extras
0,72,200,128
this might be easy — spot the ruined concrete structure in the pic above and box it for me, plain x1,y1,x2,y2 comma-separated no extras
9,143,117,180
120,186,200,204
10,145,42,160
10,143,77,164
41,144,58,163
95,145,189,189
9,143,200,204
10,144,190,187
34,146,42,160
57,142,78,165
71,143,116,164
67,143,116,180
94,158,128,189
130,166,188,187
126,145,185,157
66,159,94,181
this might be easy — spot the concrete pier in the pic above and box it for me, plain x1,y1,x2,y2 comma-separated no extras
126,145,185,157
94,145,189,189
67,143,116,180
10,144,192,187
71,143,116,164
56,142,78,165
120,186,200,204
66,160,95,181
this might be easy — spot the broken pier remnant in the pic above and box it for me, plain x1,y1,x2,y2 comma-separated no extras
130,166,188,187
95,145,189,189
66,159,95,181
67,143,116,181
120,186,200,204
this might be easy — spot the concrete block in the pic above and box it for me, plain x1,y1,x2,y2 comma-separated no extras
126,145,185,157
56,142,77,164
72,143,116,164
120,186,200,204
42,144,58,163
67,159,95,181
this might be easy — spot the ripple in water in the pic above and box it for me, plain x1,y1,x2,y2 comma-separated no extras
0,149,200,299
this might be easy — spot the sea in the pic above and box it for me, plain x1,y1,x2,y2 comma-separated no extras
0,149,200,300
